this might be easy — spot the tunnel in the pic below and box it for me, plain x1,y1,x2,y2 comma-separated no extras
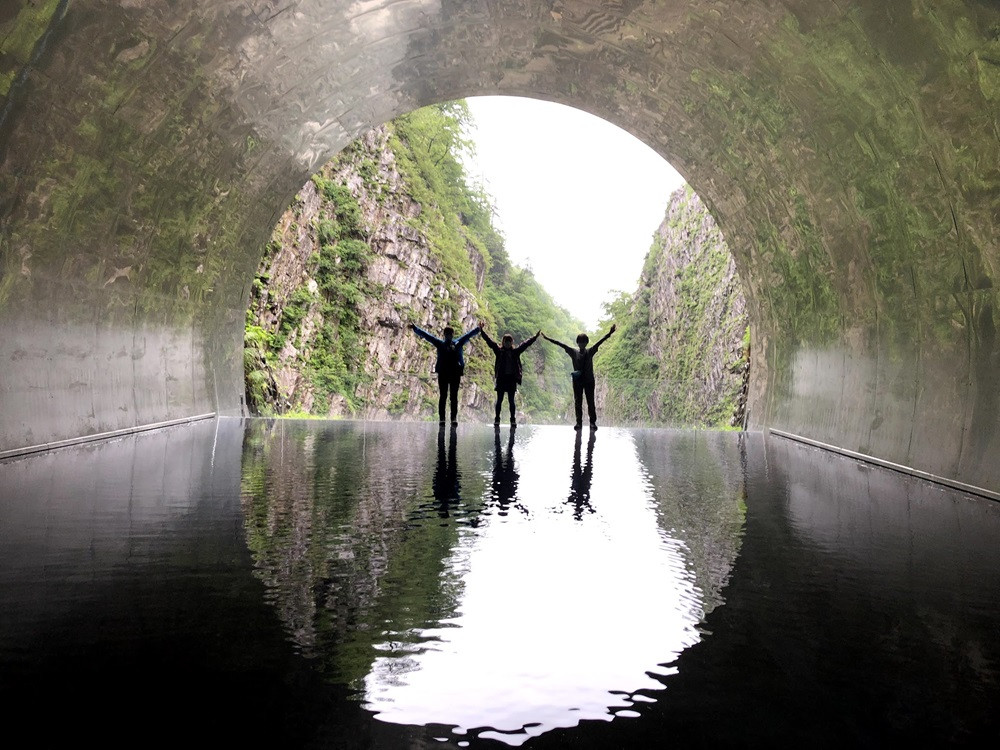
1,0,999,498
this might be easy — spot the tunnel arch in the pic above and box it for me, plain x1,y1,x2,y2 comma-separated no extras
1,1,998,495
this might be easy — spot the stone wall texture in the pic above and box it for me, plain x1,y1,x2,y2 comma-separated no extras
1,1,999,495
598,186,749,427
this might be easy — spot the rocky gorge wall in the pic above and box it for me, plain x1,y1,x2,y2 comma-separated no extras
245,124,492,420
596,186,750,428
246,114,749,428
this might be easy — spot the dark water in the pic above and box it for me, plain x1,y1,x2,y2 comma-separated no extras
1,418,998,748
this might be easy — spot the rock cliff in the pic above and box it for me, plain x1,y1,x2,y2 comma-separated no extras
245,105,747,428
596,185,750,428
244,104,582,423
246,125,490,419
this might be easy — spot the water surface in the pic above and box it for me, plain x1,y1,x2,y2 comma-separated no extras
1,417,997,747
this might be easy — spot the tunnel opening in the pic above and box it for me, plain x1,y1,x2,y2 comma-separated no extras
3,4,1000,745
1,0,998,493
241,96,751,429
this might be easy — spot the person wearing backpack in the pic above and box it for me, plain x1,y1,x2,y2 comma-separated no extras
480,327,540,427
542,323,616,430
411,322,481,425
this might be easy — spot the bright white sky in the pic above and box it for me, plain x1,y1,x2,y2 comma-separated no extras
463,96,685,330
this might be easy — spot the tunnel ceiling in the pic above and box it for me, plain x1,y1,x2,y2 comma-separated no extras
1,0,999,494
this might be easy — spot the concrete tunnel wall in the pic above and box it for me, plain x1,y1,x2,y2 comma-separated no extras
0,1,998,494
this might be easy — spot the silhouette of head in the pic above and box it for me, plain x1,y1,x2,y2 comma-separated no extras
502,333,514,349
576,333,589,347
443,326,454,341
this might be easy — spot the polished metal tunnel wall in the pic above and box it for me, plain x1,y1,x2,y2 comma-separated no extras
1,1,998,493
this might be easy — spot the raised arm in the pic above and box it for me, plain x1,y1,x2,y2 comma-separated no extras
411,323,442,346
542,332,574,355
457,325,482,346
590,323,617,352
516,330,541,353
480,328,500,353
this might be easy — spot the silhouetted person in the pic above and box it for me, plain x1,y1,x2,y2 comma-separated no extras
431,424,461,519
543,323,616,430
481,327,540,426
567,428,596,520
411,322,481,425
490,423,522,515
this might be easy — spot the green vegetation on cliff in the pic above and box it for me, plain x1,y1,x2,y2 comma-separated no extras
485,264,583,419
244,170,374,414
244,101,582,421
244,106,749,428
594,186,750,428
391,102,495,293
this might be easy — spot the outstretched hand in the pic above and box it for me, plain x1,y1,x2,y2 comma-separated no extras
609,323,617,334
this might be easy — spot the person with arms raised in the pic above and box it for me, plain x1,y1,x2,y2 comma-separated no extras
411,321,481,425
543,323,616,431
480,327,540,427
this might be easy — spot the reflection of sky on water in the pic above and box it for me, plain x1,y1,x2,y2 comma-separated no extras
7,421,998,746
364,426,705,745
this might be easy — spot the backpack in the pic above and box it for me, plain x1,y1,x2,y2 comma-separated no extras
438,340,462,376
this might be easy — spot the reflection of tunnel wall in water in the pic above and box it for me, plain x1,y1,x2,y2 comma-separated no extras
1,1,999,493
631,428,747,617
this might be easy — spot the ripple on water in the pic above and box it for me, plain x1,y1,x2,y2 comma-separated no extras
5,419,1000,746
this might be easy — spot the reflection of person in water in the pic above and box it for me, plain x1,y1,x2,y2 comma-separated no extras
431,424,461,519
566,429,597,520
490,424,522,515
